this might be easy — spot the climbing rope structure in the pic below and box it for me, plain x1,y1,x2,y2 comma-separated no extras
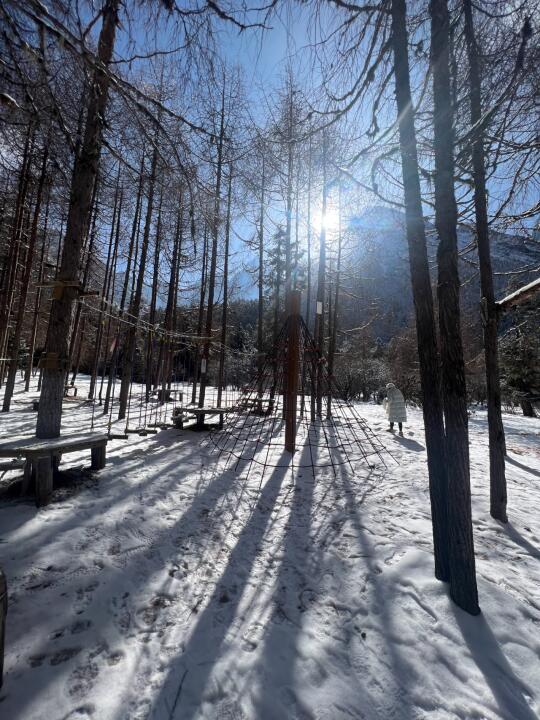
203,290,390,479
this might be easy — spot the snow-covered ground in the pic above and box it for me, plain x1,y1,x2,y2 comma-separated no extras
0,376,539,720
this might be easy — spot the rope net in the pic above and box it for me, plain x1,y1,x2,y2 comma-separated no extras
202,316,391,478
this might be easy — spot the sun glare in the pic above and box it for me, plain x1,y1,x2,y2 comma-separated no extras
315,204,340,235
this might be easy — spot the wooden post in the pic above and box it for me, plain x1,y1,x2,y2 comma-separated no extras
285,291,301,453
91,444,106,470
0,565,6,688
22,459,33,495
35,456,53,507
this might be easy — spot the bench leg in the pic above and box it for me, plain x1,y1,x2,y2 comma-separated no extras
91,445,106,471
0,577,6,688
35,457,53,507
21,459,32,496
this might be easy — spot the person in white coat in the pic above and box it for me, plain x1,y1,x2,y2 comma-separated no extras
383,382,407,435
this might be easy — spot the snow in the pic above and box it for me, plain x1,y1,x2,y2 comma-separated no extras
0,376,539,720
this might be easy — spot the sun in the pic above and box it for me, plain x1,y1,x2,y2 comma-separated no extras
314,203,340,235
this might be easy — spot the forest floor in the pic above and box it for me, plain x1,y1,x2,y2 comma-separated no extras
0,376,539,720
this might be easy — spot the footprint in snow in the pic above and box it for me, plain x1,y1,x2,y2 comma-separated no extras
70,619,92,634
68,661,100,699
241,622,264,652
28,647,82,667
74,581,100,614
111,592,131,633
67,643,123,700
137,593,174,626
106,650,124,666
63,704,96,718
50,647,82,666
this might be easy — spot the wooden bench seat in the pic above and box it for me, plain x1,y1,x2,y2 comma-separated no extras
172,406,234,429
0,432,108,507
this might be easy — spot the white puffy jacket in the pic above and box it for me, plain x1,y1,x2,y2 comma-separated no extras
383,383,407,423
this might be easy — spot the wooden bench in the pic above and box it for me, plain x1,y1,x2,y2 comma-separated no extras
0,432,108,507
172,406,234,430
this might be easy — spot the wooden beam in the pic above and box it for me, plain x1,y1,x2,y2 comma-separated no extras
496,277,540,312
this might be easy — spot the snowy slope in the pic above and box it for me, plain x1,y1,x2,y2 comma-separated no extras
0,378,538,720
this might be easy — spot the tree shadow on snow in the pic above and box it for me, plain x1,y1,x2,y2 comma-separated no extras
505,455,540,479
149,455,291,720
251,438,316,718
452,606,538,720
333,459,417,719
1,432,257,719
501,522,540,561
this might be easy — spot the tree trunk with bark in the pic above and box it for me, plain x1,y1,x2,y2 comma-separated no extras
390,0,450,583
0,125,35,386
430,0,479,614
463,0,507,522
36,0,120,438
217,166,233,418
257,157,265,406
89,173,122,401
103,153,145,415
198,88,226,421
146,189,163,402
118,145,158,420
24,191,51,392
314,134,327,418
3,144,49,411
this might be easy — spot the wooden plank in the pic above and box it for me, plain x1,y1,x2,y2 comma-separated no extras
0,432,108,457
0,459,25,471
496,277,540,311
177,406,233,416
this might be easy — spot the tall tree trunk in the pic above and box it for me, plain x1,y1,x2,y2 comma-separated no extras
3,144,49,411
257,156,265,405
89,172,121,401
314,133,327,418
430,0,479,614
0,124,35,386
145,189,163,402
103,152,145,415
118,145,157,421
24,191,51,392
463,0,507,523
191,225,208,404
217,165,233,415
198,88,226,420
306,138,312,331
327,186,342,418
157,195,183,401
36,0,120,438
68,174,100,384
285,91,294,296
99,197,122,402
390,0,450,583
